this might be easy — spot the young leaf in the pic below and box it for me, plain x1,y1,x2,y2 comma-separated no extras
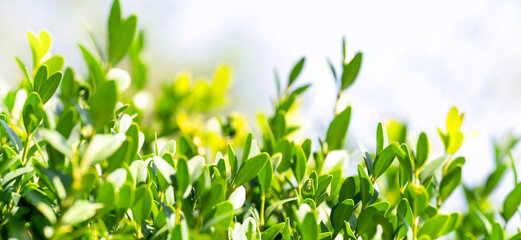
416,132,429,170
340,52,362,90
108,0,137,65
326,105,351,151
376,122,388,154
288,57,305,87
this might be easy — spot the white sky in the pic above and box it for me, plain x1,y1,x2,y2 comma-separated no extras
2,0,521,226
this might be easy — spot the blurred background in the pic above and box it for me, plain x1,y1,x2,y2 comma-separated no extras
1,0,521,222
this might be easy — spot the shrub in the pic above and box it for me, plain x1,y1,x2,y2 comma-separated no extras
0,0,518,239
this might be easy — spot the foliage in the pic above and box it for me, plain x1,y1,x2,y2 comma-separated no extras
0,0,519,239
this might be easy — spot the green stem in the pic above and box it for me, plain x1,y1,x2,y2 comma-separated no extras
260,194,266,227
21,132,32,166
175,201,182,224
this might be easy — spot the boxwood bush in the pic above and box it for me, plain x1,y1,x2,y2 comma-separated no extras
0,1,519,239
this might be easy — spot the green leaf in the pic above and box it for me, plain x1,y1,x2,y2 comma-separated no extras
22,92,47,134
418,214,453,239
491,222,504,240
404,183,428,217
261,222,285,240
358,141,374,176
175,157,190,197
356,202,389,237
439,166,462,204
326,105,351,150
203,201,234,230
33,65,48,92
288,57,305,87
396,144,413,188
376,122,388,154
258,154,273,195
358,164,373,207
89,80,117,132
416,132,429,170
117,183,133,210
79,44,105,91
0,119,22,153
106,139,131,173
299,211,318,240
62,200,102,225
38,72,62,104
339,176,357,203
60,68,77,104
343,221,356,240
108,0,137,65
331,199,354,236
502,182,521,222
291,145,307,184
27,30,51,67
131,185,152,224
96,182,115,210
228,144,238,179
373,143,397,180
234,153,269,186
397,198,414,230
15,57,32,91
340,52,362,90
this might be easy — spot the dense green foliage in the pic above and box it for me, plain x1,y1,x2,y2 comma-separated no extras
0,1,520,239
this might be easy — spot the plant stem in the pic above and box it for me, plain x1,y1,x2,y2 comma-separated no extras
260,194,266,227
175,201,182,224
21,132,32,166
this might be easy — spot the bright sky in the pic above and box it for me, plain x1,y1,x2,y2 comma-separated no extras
1,0,521,223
